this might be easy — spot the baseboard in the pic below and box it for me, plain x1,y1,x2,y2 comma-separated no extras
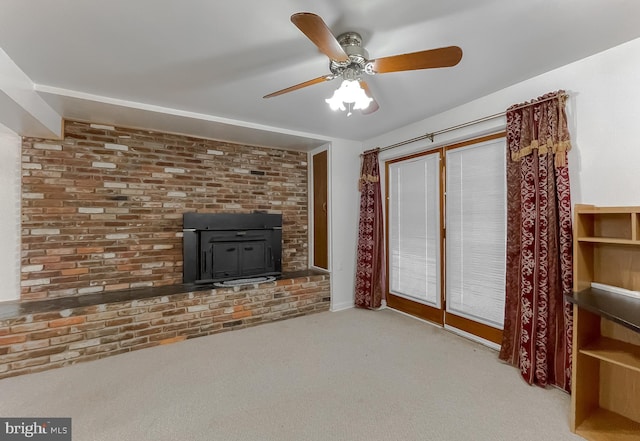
444,324,501,351
330,301,354,312
388,307,501,351
387,307,442,329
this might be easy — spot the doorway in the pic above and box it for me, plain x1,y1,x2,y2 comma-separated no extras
312,149,329,270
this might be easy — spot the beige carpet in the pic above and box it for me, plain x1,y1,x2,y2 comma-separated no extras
0,308,582,441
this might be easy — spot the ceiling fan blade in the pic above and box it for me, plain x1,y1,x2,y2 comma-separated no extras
263,75,334,99
291,12,349,62
369,46,463,74
359,80,379,115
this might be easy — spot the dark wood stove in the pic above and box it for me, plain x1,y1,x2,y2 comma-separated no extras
182,212,282,284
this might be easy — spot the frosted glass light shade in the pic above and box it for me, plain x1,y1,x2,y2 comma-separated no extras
325,80,372,112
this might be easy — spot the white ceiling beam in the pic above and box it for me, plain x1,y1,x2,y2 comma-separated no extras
0,48,62,139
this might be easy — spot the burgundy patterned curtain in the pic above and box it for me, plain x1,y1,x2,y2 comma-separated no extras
355,149,385,309
499,91,574,392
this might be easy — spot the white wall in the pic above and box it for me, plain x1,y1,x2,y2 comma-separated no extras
0,123,21,302
328,138,363,311
365,37,640,207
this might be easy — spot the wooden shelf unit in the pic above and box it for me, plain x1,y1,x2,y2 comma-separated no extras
579,337,640,373
570,204,640,441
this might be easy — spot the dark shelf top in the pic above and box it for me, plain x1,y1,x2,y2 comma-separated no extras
566,288,640,334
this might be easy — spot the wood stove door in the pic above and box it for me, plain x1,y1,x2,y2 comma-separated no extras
209,240,269,280
201,230,275,281
238,241,268,276
210,242,240,279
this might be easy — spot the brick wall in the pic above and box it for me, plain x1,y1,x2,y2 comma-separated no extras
21,121,309,300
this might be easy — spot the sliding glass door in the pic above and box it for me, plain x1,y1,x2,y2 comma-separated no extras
386,150,443,324
444,136,506,343
385,134,506,344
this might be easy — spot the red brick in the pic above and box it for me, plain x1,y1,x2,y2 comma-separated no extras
60,268,89,276
0,335,27,346
10,340,50,352
49,316,85,328
77,247,104,253
50,334,84,345
105,318,133,327
135,327,163,337
29,328,70,340
120,337,149,348
105,283,130,291
232,310,252,319
9,356,50,370
159,335,187,345
10,322,49,333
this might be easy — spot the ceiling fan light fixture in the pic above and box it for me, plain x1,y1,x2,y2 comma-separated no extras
325,80,373,114
263,12,462,117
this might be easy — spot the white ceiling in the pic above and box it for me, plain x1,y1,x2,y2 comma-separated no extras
1,0,640,150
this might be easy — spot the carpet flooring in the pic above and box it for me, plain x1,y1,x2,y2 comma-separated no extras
0,308,582,440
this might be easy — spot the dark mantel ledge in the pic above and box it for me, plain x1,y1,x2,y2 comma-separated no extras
566,288,640,334
0,269,328,322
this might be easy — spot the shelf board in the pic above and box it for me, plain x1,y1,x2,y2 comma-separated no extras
577,207,640,214
579,337,640,373
577,237,638,245
575,407,640,441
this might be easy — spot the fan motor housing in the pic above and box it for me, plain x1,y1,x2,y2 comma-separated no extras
329,31,369,77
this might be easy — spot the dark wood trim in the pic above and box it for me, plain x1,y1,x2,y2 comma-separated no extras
387,294,444,325
312,150,328,270
385,160,391,299
444,131,507,152
439,148,446,311
445,312,503,345
385,147,439,165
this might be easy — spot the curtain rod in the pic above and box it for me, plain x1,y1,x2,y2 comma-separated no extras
364,92,568,156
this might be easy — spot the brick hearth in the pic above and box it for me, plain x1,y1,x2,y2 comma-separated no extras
0,271,330,379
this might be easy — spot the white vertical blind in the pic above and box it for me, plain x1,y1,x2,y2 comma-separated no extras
388,153,441,307
445,139,506,328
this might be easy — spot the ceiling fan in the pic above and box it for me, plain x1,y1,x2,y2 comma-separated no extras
263,12,463,115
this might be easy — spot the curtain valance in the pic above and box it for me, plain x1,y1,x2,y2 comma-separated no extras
507,91,571,167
